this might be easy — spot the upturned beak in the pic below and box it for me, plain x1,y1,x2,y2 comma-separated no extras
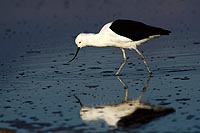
68,47,80,63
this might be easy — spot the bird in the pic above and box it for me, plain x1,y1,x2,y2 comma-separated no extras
68,19,171,75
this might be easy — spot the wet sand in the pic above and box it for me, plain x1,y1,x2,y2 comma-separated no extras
0,0,200,132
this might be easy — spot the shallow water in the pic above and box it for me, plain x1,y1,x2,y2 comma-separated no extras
1,0,200,133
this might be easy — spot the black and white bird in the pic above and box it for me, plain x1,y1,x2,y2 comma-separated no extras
69,19,171,75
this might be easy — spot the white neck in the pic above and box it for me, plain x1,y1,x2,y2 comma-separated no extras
84,33,101,47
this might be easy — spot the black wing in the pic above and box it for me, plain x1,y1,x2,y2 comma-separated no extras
110,19,171,41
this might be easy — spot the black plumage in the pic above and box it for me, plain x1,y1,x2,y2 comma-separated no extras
110,19,171,41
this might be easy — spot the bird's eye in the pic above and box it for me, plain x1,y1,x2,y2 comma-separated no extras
79,41,81,44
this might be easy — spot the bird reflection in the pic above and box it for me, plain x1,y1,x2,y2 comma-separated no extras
75,75,175,128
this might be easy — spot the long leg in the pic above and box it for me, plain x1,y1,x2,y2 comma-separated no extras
134,48,152,75
137,75,151,101
115,48,127,76
116,76,128,101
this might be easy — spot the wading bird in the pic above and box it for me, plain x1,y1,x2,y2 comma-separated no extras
69,19,171,75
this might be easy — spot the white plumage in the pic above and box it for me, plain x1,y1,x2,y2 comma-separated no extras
69,19,171,75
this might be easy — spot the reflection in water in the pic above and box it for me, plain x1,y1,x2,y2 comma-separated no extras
75,76,175,129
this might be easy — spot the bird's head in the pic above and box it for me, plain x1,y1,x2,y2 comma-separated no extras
68,33,87,63
75,33,88,48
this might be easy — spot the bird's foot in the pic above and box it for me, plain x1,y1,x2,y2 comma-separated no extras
115,73,120,76
148,71,153,77
115,73,124,76
115,71,120,76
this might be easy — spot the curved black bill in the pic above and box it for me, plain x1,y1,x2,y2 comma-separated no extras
68,47,80,63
